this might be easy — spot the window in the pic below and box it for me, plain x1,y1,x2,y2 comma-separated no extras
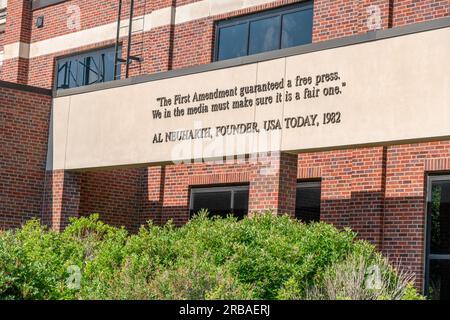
296,181,321,223
189,185,249,219
56,46,120,90
426,176,450,300
215,2,313,61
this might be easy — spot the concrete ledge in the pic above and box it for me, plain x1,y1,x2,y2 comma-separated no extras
55,16,450,98
0,80,52,95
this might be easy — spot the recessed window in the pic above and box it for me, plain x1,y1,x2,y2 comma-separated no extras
189,185,249,219
296,181,321,223
215,2,313,61
56,46,120,90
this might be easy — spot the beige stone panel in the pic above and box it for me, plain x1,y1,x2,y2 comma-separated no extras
282,27,450,152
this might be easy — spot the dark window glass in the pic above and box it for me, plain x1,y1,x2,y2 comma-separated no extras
281,9,313,48
56,46,120,90
426,177,450,300
190,186,249,219
295,182,321,223
249,16,281,55
215,2,313,61
217,23,248,61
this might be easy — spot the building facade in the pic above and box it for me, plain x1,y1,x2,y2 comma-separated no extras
1,0,450,298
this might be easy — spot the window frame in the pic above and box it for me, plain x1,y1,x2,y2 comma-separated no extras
424,174,450,297
214,1,314,61
295,180,321,222
54,45,121,91
189,185,250,216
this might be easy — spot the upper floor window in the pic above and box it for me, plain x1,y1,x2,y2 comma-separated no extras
56,46,120,90
215,2,313,61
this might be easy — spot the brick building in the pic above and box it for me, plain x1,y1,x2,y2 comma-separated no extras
0,0,450,298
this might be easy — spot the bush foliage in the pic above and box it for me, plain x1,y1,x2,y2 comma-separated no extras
0,212,423,300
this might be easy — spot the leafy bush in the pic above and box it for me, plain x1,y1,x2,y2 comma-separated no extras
0,212,424,300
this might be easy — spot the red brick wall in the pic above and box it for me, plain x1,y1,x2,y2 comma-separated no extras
30,0,122,43
0,81,52,230
313,0,393,41
33,132,450,292
248,152,298,216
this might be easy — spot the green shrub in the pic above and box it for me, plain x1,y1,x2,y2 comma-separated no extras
0,212,424,300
